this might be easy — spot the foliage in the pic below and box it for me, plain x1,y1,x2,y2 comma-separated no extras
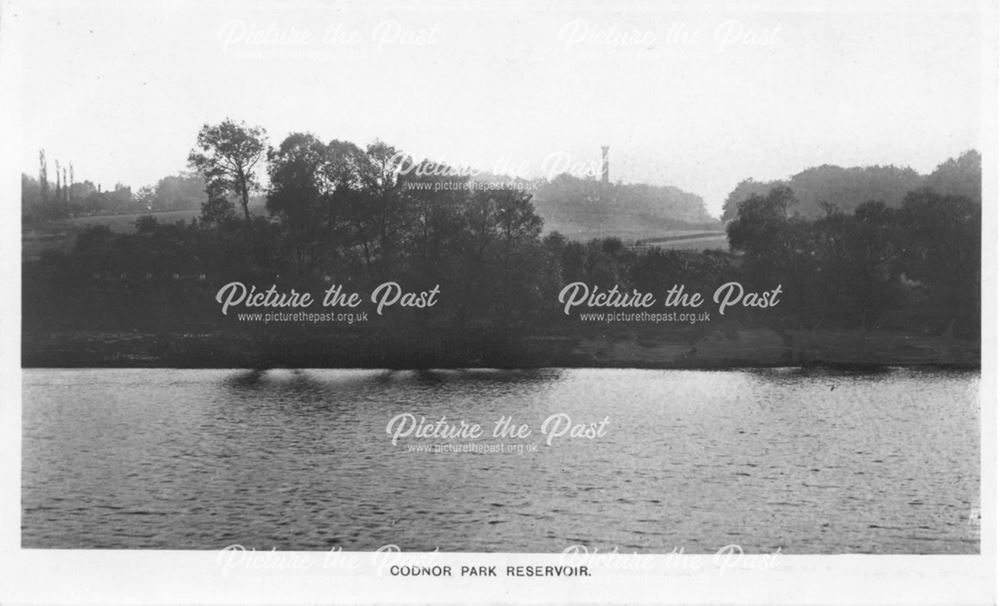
22,127,983,341
188,118,268,222
718,156,978,222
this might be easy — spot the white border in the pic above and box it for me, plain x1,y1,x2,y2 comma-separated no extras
0,0,996,604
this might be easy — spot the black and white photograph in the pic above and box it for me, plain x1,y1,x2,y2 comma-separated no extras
0,0,996,603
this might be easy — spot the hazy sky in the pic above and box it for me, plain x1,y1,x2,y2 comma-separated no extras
12,0,986,216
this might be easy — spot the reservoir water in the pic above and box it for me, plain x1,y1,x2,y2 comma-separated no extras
22,367,980,553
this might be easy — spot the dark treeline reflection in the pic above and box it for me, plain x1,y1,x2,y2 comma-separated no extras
22,119,981,346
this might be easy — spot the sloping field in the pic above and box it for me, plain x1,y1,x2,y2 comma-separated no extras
23,209,202,261
645,233,729,251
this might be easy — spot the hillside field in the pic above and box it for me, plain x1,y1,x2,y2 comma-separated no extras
23,209,202,261
24,209,729,262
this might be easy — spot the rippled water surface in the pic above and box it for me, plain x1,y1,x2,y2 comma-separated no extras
23,368,979,553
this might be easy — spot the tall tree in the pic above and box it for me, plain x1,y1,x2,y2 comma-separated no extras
54,159,61,202
897,188,980,333
188,119,267,223
726,185,812,321
323,139,385,274
38,150,49,202
266,133,331,271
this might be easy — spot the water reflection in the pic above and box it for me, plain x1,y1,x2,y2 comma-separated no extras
22,367,979,553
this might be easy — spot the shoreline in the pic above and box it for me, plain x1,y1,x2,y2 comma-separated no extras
21,328,981,370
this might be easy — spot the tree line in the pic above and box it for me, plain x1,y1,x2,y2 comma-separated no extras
23,119,981,340
721,150,981,221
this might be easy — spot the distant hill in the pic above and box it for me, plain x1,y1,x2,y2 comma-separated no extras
721,150,981,222
472,172,720,241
